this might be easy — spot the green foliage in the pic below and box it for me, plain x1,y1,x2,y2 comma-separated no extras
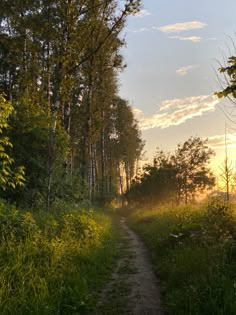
61,211,99,241
0,95,25,191
0,200,119,314
0,209,38,243
129,202,236,315
215,56,236,99
5,102,70,207
0,1,143,206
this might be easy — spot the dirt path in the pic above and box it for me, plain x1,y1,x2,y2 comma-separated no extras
95,217,163,315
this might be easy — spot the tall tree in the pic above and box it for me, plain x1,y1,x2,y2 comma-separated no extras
0,0,142,206
172,137,215,204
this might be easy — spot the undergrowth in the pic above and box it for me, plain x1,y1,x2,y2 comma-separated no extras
0,199,118,315
129,198,236,315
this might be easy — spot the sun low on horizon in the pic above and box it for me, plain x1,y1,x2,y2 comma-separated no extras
119,0,236,178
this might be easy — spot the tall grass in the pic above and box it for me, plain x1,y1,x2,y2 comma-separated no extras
129,199,236,315
0,200,118,314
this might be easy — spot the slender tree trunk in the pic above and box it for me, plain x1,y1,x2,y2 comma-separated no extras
125,162,130,191
89,144,93,203
46,128,54,211
100,124,105,203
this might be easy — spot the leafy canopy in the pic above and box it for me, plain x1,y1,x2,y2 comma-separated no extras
0,95,25,190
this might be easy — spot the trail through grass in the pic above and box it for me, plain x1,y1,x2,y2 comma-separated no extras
129,200,236,315
95,217,162,315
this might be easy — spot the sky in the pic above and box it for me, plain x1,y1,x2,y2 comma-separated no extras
119,0,236,177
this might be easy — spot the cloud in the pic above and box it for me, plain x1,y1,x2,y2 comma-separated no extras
133,94,219,130
207,134,236,149
158,21,207,33
176,65,199,76
169,36,202,42
133,9,151,18
132,27,149,33
130,21,207,36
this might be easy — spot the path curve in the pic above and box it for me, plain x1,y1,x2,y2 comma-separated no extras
95,217,163,315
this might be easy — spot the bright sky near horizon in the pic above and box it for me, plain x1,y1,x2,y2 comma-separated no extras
119,0,236,177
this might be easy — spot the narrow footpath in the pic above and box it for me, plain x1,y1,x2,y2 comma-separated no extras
95,217,163,315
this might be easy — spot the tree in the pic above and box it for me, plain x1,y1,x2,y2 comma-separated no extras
126,137,215,205
111,97,144,192
0,0,143,207
172,137,215,204
219,158,234,201
126,150,177,205
0,95,25,191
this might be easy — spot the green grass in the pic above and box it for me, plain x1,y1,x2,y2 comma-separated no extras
0,200,119,315
128,199,236,315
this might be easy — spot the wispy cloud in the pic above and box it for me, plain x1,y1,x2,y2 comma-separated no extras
133,9,151,18
158,21,207,33
207,134,236,149
131,27,149,33
176,65,199,76
133,94,219,130
169,35,202,42
130,21,206,38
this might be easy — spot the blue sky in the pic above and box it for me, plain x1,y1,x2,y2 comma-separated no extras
119,0,236,172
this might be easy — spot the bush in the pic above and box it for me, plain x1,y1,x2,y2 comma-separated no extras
207,197,232,216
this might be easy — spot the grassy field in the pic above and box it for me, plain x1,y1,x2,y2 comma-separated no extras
128,199,236,315
0,200,119,315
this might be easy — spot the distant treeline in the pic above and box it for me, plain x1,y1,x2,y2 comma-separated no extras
126,137,215,205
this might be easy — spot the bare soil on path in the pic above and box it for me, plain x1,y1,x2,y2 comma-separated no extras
94,217,163,315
